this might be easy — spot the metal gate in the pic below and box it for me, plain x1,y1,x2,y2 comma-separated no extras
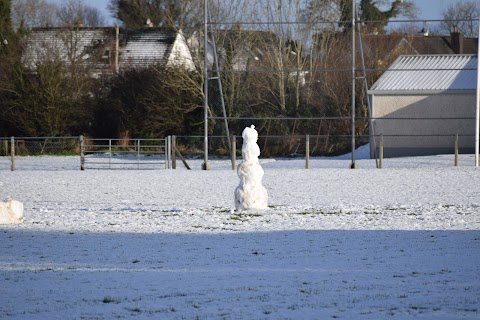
80,137,169,170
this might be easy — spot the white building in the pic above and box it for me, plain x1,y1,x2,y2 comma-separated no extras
22,27,195,76
368,54,478,158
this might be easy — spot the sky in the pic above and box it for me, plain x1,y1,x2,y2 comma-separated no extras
51,0,462,27
412,0,461,20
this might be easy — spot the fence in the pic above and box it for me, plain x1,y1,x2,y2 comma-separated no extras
0,137,80,171
0,136,170,171
0,134,475,171
80,137,168,170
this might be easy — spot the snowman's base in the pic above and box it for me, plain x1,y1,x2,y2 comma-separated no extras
234,186,268,211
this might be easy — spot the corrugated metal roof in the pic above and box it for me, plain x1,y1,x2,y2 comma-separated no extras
369,54,478,92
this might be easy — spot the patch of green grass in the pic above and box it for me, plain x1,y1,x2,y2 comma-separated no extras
229,213,262,221
294,211,312,215
295,209,340,215
102,296,121,304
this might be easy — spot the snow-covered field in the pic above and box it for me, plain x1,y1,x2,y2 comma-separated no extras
1,152,479,319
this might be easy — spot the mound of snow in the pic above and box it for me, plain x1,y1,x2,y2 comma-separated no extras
0,199,24,224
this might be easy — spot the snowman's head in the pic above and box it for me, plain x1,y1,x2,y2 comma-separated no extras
242,125,258,143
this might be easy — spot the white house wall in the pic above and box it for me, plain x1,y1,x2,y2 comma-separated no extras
372,93,477,157
167,33,196,71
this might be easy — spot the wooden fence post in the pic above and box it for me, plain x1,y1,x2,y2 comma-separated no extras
379,135,383,169
231,135,236,170
3,139,8,156
172,135,177,169
10,136,15,171
80,135,85,170
108,139,112,169
305,134,310,169
166,136,171,169
137,139,141,169
454,134,459,167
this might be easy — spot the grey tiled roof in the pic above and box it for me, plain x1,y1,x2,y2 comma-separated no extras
22,27,183,73
121,28,177,68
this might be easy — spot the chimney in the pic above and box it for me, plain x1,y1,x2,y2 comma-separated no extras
451,25,464,54
75,19,84,28
419,27,429,37
145,18,153,27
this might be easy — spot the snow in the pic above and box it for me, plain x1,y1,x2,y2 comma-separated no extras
1,152,479,319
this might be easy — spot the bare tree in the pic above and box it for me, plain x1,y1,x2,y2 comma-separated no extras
441,0,479,37
11,0,58,29
56,0,106,27
11,0,106,30
1,57,96,136
93,65,202,138
1,25,101,136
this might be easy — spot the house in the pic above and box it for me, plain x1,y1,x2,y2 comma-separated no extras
21,27,195,76
360,26,478,56
368,54,478,158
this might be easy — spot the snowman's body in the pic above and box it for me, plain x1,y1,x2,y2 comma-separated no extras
234,125,268,211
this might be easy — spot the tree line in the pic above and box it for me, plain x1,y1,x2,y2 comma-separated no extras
0,0,478,156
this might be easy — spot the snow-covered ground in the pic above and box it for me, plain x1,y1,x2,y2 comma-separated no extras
0,152,479,319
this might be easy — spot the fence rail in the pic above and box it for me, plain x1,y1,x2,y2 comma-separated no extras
1,134,476,171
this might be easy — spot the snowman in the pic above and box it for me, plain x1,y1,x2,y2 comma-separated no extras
234,125,268,211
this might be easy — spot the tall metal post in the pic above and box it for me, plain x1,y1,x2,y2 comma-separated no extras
203,0,210,170
475,22,480,167
356,19,378,168
207,9,231,155
350,0,356,169
115,26,119,73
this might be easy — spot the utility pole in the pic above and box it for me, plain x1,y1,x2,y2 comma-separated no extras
203,0,210,170
475,22,480,167
350,0,357,169
115,26,119,73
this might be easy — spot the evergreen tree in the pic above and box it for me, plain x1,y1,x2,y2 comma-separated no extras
0,0,14,48
339,0,412,33
360,0,402,33
108,0,182,29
